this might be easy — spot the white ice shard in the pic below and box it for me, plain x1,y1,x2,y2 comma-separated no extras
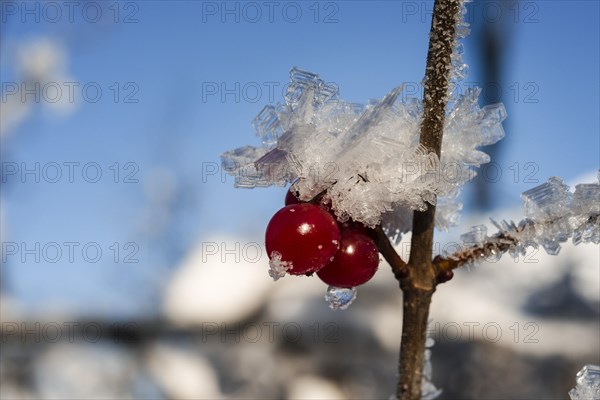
460,225,488,246
568,364,600,400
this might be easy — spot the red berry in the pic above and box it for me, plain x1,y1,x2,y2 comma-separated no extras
317,229,379,288
266,204,341,275
284,187,301,205
339,219,371,237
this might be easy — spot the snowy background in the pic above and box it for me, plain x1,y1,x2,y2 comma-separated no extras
1,0,599,399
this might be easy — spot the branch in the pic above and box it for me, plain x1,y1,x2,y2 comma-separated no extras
372,226,408,280
434,214,600,272
408,0,461,279
398,1,463,400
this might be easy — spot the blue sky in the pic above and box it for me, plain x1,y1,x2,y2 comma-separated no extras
1,0,599,317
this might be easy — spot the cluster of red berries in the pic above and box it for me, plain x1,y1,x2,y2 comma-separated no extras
265,187,380,288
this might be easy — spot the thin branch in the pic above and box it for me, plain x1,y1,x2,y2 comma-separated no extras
408,0,461,279
372,226,408,280
398,1,463,400
434,214,600,272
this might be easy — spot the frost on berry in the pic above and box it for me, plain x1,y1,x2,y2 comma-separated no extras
268,251,292,281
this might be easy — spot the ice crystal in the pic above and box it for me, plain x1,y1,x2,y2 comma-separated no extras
460,225,488,246
220,0,487,239
421,330,442,400
221,67,505,234
448,1,472,98
520,176,573,254
268,251,292,281
455,174,599,267
324,286,357,310
568,364,600,400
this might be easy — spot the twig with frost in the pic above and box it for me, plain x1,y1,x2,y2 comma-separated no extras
435,175,600,273
394,0,463,399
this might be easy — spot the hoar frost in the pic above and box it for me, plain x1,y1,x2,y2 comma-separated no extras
421,335,442,400
569,364,600,400
455,173,600,267
268,251,292,281
221,1,485,241
221,68,505,239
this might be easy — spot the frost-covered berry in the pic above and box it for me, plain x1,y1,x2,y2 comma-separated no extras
265,203,341,275
317,229,379,288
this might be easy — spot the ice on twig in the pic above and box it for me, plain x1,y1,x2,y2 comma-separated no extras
221,66,506,234
571,174,600,245
568,364,600,400
453,174,599,267
460,225,488,246
324,286,357,310
221,0,490,237
521,176,573,254
421,329,442,400
522,176,573,220
520,175,599,254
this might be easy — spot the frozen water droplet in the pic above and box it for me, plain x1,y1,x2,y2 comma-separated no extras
325,286,357,310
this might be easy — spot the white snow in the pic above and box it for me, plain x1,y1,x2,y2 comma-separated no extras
163,236,273,325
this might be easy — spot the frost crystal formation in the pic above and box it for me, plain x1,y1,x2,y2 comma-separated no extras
221,65,506,237
268,251,292,281
421,335,442,400
569,364,600,400
454,174,600,266
324,286,357,310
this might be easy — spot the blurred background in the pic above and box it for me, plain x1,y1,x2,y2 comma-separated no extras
1,0,599,398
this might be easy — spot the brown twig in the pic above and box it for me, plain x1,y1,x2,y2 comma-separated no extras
397,1,463,399
372,226,408,280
